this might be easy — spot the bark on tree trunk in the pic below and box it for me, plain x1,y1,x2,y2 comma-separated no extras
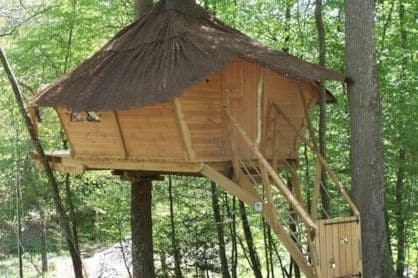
40,209,48,273
64,175,81,255
210,182,231,278
395,150,406,277
239,201,262,278
286,176,300,278
131,179,155,278
131,2,155,278
395,2,407,276
168,176,183,278
0,47,84,278
314,0,329,217
344,1,396,277
160,251,169,278
224,194,238,278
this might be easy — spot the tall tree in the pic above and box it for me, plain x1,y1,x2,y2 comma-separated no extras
395,1,408,276
0,47,84,278
239,201,263,278
210,182,230,278
130,1,155,278
131,178,155,278
314,0,329,217
169,176,183,277
344,1,396,277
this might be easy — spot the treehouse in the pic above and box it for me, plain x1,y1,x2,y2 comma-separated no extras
29,1,362,277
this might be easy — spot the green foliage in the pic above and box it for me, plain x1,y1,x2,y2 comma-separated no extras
0,0,416,276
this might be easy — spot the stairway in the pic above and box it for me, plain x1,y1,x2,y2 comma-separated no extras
200,108,362,278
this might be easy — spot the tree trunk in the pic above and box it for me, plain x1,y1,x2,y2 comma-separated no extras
395,150,406,277
262,219,270,278
0,47,84,278
267,227,275,278
12,111,23,278
160,251,169,278
395,2,407,276
130,2,156,278
344,1,396,277
40,209,48,273
131,179,155,278
314,0,329,217
211,182,231,278
239,201,263,278
224,194,238,278
168,176,183,278
64,175,81,255
282,0,291,53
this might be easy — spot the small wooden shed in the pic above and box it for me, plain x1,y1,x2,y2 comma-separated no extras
29,1,362,277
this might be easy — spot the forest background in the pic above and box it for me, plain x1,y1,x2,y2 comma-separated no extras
0,0,417,277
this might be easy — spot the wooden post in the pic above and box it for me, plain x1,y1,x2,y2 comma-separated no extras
113,111,128,159
271,105,281,170
174,98,195,161
255,69,264,149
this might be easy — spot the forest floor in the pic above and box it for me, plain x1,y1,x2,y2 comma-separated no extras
0,240,133,278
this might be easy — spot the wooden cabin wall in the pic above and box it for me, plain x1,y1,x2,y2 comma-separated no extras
116,104,184,159
56,109,127,158
177,70,224,161
262,68,318,159
57,60,318,164
222,61,318,161
223,61,258,159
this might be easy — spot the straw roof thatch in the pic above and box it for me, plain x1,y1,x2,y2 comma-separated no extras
30,0,345,111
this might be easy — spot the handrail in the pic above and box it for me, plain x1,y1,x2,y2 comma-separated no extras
272,103,360,217
224,108,318,231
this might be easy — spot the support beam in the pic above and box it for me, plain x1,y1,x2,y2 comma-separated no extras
271,106,281,170
200,164,260,206
174,98,195,161
202,164,314,277
113,111,128,159
255,69,264,149
261,207,314,278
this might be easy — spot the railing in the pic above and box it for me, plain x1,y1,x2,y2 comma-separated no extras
223,100,362,277
269,102,360,219
224,108,318,277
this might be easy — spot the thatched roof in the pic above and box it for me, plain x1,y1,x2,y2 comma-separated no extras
29,0,345,111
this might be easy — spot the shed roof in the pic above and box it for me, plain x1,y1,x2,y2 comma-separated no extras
29,0,345,111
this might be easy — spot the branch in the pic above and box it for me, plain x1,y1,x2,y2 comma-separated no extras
0,45,84,278
0,6,52,37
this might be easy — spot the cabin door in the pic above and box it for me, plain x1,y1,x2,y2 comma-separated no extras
315,217,362,277
223,61,260,159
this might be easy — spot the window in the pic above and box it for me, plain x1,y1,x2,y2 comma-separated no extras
68,110,101,122
86,112,101,122
70,112,84,122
